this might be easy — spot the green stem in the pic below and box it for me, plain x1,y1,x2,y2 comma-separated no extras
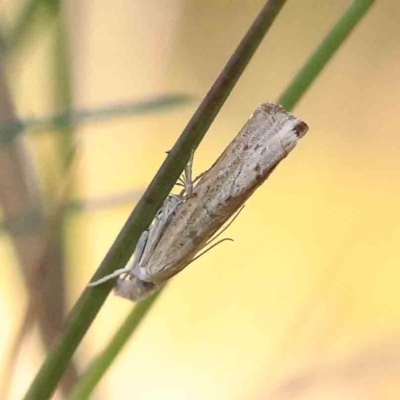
278,0,375,110
69,291,163,400
5,0,55,56
67,0,375,398
0,94,192,143
23,1,287,399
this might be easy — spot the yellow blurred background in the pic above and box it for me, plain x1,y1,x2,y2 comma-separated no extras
1,0,400,399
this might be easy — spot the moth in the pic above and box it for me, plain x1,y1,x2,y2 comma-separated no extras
89,102,308,301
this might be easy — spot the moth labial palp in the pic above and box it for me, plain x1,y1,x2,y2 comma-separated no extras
89,102,309,302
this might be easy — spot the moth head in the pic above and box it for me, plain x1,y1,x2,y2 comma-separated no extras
114,277,158,301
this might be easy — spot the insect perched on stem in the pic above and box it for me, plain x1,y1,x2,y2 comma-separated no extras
89,102,309,301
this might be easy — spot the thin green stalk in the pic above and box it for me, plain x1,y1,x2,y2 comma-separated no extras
6,0,55,54
1,1,81,395
41,5,79,392
70,290,163,400
0,189,142,235
68,1,375,398
278,0,375,110
5,0,42,50
0,94,192,235
0,93,193,143
23,1,287,399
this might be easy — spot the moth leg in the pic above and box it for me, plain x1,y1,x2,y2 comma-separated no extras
205,205,245,247
183,150,194,196
88,267,132,286
88,229,149,287
174,150,197,197
189,238,234,265
184,151,207,193
164,206,245,273
137,195,182,272
176,149,195,197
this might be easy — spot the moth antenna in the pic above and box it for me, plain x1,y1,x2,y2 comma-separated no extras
180,206,244,270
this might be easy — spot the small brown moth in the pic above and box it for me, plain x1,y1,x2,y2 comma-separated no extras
89,102,308,301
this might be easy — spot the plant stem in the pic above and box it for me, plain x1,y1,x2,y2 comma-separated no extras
67,0,376,398
23,1,287,399
69,291,162,400
278,0,375,110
